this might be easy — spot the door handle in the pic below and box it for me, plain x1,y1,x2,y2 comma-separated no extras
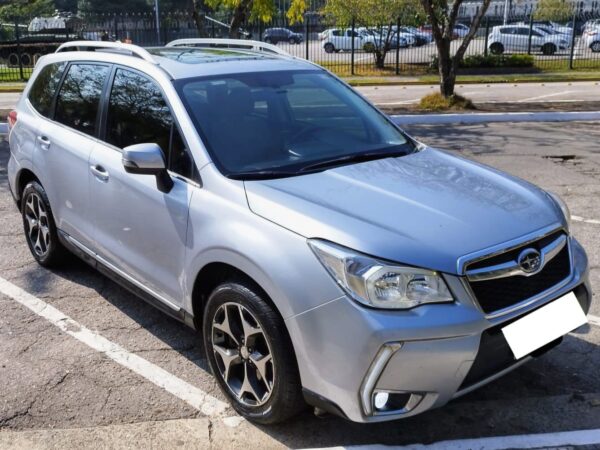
36,135,51,150
90,164,110,182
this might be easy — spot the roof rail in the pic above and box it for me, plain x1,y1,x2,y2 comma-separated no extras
165,38,290,56
55,41,158,64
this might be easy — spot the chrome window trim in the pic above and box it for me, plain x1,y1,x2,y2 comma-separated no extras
461,237,574,320
465,233,567,282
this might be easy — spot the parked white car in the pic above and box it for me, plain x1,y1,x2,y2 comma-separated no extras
488,25,568,55
583,28,600,52
453,23,470,38
321,28,380,53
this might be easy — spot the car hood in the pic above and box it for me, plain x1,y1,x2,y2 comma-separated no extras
244,148,561,274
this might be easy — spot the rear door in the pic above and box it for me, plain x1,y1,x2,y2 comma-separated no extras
34,62,111,248
89,67,197,308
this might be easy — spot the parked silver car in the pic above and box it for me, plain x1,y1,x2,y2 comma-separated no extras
7,39,592,425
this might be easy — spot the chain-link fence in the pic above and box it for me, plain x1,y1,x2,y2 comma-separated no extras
1,10,600,81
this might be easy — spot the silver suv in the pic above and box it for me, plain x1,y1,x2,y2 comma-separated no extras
7,39,591,424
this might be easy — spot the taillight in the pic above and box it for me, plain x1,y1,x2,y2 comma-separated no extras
7,110,17,131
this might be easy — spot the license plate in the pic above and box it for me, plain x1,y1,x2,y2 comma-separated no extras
502,292,587,360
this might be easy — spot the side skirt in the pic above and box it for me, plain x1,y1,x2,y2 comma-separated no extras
57,230,197,330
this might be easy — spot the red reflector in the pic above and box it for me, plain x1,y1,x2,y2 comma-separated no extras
7,110,17,130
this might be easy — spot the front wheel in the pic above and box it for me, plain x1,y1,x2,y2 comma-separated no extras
591,41,600,52
21,181,68,267
489,42,504,54
324,42,335,53
542,43,556,55
203,281,305,424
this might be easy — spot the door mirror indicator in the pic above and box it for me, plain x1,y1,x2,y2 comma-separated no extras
122,143,174,193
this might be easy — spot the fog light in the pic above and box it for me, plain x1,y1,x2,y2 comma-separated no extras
374,392,389,410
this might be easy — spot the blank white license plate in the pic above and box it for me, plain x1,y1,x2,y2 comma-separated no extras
502,292,587,360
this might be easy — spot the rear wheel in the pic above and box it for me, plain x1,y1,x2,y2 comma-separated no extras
20,53,32,67
289,37,297,44
203,280,305,424
591,41,600,52
489,42,504,54
21,182,68,267
542,43,556,55
8,52,19,67
324,42,335,53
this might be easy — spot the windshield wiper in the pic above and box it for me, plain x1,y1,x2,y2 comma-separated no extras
299,147,412,173
226,170,299,180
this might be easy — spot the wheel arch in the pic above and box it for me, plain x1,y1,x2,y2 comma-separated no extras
15,168,41,207
190,261,281,332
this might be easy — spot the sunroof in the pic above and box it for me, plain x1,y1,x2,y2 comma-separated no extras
147,47,274,64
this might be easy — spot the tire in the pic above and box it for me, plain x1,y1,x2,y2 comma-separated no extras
20,53,32,67
591,41,600,52
33,53,42,66
8,52,19,68
489,42,504,55
203,280,305,424
21,181,68,267
542,43,556,55
324,42,335,53
289,37,297,44
264,37,272,44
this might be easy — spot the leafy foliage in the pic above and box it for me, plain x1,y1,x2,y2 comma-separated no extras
534,0,574,21
430,53,535,70
0,0,55,21
419,92,475,110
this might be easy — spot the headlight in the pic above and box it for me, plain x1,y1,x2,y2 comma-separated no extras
308,240,453,309
547,191,571,231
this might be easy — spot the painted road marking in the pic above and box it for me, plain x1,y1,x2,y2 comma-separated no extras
588,314,600,328
572,215,600,225
518,90,575,103
0,276,229,417
305,428,600,450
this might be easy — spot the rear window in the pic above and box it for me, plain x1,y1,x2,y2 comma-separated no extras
55,63,110,136
28,62,66,117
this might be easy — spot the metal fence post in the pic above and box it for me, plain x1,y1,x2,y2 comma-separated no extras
15,21,24,80
569,10,577,69
351,18,355,75
484,18,490,57
305,15,309,60
113,14,118,41
527,15,533,54
395,17,400,75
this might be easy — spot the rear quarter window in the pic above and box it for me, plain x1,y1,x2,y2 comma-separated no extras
28,62,67,117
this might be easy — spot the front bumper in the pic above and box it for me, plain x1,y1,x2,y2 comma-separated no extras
285,237,591,423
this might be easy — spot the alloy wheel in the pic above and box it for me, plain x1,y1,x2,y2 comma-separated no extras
24,192,51,257
211,302,275,407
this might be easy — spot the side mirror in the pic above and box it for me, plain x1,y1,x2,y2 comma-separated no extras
122,143,174,193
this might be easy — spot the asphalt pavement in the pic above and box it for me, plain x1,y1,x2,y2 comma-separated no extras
0,121,599,449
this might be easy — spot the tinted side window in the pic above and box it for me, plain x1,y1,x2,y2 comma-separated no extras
106,69,194,179
55,64,109,135
28,62,66,117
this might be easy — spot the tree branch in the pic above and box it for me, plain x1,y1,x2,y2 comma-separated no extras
419,0,444,46
454,0,492,62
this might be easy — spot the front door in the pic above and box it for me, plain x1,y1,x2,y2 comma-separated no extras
89,67,198,307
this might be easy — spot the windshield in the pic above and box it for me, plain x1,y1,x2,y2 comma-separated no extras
175,70,413,179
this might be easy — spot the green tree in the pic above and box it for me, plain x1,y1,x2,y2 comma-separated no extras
0,0,55,21
324,0,424,69
205,0,306,38
420,0,492,97
77,0,151,15
534,0,573,21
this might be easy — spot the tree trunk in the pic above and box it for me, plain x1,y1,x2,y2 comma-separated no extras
229,0,251,38
437,38,456,97
188,0,208,37
374,51,386,69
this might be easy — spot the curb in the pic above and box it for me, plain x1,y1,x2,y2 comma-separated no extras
391,111,600,125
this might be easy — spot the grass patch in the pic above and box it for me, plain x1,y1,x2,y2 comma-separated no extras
419,93,476,111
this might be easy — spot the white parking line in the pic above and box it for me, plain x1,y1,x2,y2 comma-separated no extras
304,428,600,450
572,215,600,225
589,314,600,328
517,90,574,103
0,276,229,417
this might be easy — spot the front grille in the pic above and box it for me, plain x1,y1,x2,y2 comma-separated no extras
467,232,571,315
